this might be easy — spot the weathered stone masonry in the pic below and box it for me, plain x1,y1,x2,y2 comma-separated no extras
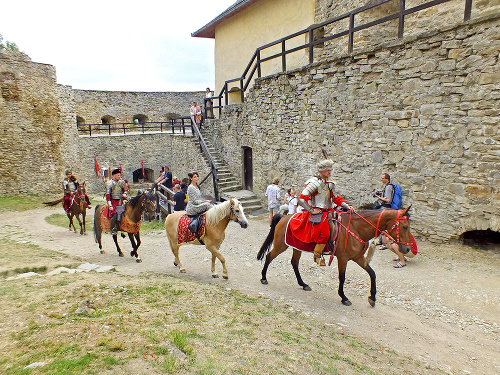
204,14,500,242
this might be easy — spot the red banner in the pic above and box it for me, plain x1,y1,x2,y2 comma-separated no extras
120,164,123,176
141,161,146,181
94,155,100,177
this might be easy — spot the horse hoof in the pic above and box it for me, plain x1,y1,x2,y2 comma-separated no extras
342,299,352,306
180,269,186,273
100,250,105,254
368,297,376,307
222,275,228,280
118,253,124,257
260,279,268,285
174,261,178,267
303,285,312,291
136,258,142,263
212,274,219,278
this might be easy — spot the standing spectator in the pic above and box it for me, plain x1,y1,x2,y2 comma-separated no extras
265,177,281,225
279,188,292,214
159,166,173,189
287,188,298,215
154,167,165,185
190,102,202,129
205,87,213,118
172,183,187,212
374,173,394,209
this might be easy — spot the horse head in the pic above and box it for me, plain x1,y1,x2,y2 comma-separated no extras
385,205,412,254
142,190,156,220
229,198,248,228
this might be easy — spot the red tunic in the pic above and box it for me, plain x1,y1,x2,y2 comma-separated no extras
288,193,345,244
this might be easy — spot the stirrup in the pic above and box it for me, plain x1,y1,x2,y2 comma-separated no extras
313,255,326,266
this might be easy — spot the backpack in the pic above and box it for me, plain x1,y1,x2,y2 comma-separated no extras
390,184,402,209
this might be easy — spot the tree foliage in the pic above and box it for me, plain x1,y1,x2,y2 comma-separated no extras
0,33,20,51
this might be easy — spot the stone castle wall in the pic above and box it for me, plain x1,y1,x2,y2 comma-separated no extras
0,49,207,195
203,14,500,242
0,51,64,195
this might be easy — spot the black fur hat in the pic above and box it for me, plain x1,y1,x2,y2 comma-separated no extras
112,168,121,175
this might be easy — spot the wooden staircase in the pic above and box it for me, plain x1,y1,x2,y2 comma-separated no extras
193,137,263,214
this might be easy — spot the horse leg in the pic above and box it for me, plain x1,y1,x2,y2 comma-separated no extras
353,257,376,307
75,214,83,235
291,249,311,291
211,253,219,278
113,234,124,257
207,246,228,279
261,241,288,285
128,233,142,263
67,213,75,232
94,208,104,253
82,211,87,235
337,259,352,306
168,237,184,273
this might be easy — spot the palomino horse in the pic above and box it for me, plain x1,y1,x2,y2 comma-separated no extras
43,183,90,235
94,191,156,262
165,198,248,279
257,206,412,306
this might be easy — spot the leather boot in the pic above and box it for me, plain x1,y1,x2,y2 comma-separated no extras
313,243,326,266
110,215,118,235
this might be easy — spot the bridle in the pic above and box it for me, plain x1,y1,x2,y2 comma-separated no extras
359,208,412,247
228,199,241,224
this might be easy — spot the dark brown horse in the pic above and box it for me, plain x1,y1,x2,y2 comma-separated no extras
94,191,156,262
257,206,412,306
43,183,90,235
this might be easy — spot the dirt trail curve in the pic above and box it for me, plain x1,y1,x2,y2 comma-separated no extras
1,207,499,375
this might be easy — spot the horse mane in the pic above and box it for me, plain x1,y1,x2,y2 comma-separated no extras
128,193,143,207
205,199,236,226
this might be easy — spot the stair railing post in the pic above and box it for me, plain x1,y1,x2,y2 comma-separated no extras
282,39,286,71
348,14,355,53
464,0,472,21
398,0,406,39
309,29,314,64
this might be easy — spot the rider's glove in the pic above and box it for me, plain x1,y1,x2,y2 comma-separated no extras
107,201,112,207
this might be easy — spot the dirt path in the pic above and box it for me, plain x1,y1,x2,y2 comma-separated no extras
1,207,499,375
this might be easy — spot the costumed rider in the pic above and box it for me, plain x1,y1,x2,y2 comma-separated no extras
62,170,91,213
296,159,353,266
106,168,128,235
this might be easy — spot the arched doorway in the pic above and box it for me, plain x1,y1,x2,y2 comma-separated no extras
132,168,154,183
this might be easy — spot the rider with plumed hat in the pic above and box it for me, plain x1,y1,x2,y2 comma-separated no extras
292,159,353,266
106,168,128,235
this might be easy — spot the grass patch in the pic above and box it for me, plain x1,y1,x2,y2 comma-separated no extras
0,194,53,212
0,238,443,375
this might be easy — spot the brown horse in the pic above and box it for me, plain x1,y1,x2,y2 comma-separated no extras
165,198,248,279
257,206,413,306
94,191,156,262
43,183,90,235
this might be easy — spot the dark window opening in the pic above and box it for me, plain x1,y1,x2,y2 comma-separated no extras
76,116,85,126
132,168,154,183
133,114,148,125
460,229,500,250
101,115,115,124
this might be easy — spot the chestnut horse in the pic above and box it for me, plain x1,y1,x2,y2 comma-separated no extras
43,183,89,235
165,198,248,279
94,191,156,262
257,206,412,306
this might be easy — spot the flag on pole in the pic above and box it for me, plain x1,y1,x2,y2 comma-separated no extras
141,161,146,181
94,155,100,177
120,164,123,176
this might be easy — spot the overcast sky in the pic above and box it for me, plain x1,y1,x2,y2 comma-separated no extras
1,0,236,92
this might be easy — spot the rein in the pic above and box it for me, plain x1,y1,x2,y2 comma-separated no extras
331,208,410,248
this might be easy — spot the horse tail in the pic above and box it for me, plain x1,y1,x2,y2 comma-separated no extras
257,213,281,261
42,197,64,206
364,239,377,267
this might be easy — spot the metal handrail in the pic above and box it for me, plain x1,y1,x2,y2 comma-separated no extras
76,119,193,136
190,119,220,201
213,0,473,111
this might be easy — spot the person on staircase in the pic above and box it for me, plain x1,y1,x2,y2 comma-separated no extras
294,159,353,266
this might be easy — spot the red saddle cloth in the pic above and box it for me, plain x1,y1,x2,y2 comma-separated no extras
177,215,206,245
285,213,316,253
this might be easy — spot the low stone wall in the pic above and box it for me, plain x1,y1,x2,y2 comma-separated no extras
204,14,500,242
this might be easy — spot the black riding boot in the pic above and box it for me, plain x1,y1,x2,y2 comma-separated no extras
110,214,119,235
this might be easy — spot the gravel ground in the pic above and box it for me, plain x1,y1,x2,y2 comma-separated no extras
1,206,499,375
